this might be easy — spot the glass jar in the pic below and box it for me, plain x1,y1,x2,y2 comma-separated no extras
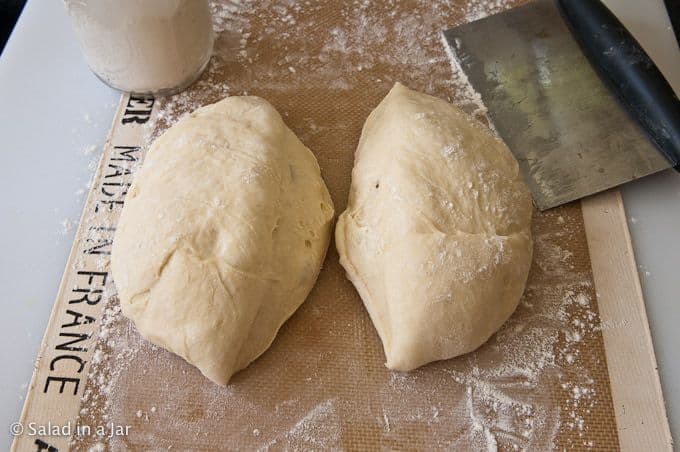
64,0,214,95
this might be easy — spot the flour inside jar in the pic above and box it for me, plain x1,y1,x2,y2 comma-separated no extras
65,0,214,95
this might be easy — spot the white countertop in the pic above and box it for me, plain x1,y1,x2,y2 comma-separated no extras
0,0,677,449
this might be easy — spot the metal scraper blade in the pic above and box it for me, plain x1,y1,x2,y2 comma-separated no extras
442,0,672,210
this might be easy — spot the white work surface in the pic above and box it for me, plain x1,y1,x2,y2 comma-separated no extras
0,0,678,449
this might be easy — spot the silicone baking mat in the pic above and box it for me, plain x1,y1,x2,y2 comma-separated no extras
13,1,671,450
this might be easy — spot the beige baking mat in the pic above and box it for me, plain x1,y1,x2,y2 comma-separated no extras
12,0,671,451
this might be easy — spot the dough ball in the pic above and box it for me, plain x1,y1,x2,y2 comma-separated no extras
112,96,334,385
336,83,533,371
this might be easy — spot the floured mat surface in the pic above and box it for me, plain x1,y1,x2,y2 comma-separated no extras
15,0,630,450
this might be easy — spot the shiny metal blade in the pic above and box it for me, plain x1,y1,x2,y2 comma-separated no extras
442,0,671,210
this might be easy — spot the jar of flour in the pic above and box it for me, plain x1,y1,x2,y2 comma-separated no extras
64,0,214,95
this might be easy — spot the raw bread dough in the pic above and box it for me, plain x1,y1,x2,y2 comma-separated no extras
112,96,334,385
336,83,533,371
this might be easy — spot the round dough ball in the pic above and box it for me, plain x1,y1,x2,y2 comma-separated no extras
112,96,334,385
336,83,533,371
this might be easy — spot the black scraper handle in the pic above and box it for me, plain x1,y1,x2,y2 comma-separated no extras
557,0,680,170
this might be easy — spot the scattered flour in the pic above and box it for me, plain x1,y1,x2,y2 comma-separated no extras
59,218,77,235
87,443,105,452
257,399,342,452
383,412,391,432
286,399,341,449
81,144,98,156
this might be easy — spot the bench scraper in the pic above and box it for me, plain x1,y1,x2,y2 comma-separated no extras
442,0,680,210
